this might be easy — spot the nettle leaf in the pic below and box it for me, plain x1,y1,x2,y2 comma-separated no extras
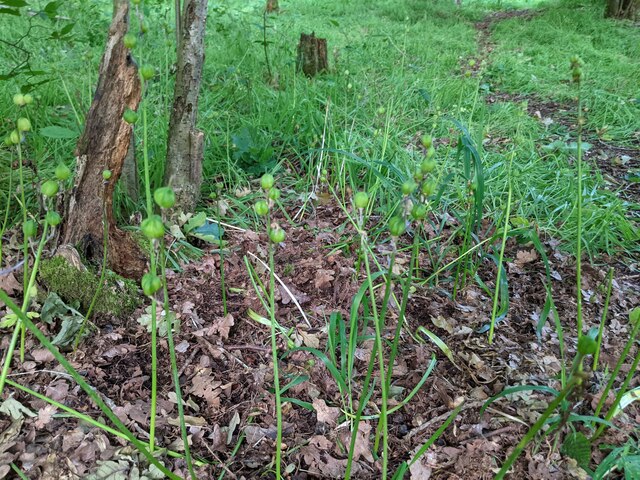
561,432,591,469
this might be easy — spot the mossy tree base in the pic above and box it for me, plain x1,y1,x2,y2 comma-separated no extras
39,256,140,317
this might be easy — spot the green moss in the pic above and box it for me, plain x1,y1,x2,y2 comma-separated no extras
39,256,140,316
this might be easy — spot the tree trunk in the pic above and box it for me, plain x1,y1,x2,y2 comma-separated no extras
61,0,147,280
121,134,139,202
266,0,279,13
296,32,328,77
163,0,207,214
605,0,638,18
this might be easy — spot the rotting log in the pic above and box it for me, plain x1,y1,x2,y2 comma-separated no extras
296,32,328,77
60,0,146,280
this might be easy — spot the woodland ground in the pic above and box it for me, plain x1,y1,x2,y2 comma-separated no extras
0,0,639,478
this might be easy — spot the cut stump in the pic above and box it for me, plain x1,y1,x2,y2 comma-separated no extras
296,32,328,77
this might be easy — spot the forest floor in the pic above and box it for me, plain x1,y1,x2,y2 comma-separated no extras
1,3,640,480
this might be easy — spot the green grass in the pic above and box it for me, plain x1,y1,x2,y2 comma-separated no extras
0,0,638,252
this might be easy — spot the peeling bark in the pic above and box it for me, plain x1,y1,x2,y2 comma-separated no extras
61,0,146,279
164,0,208,213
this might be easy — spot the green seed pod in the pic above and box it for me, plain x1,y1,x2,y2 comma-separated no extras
132,0,140,4
577,335,597,356
55,163,71,181
261,173,275,190
388,217,406,237
141,215,165,239
401,180,417,196
23,93,33,105
123,33,137,49
23,220,37,238
9,130,20,145
140,65,155,81
141,273,162,296
254,200,269,216
411,204,427,220
123,108,139,124
41,180,59,198
413,170,424,183
321,169,328,176
102,170,112,180
13,93,25,106
421,135,432,149
420,158,436,175
45,211,61,227
630,307,640,324
154,186,176,209
268,188,280,201
215,182,224,191
269,227,286,243
3,135,13,146
140,23,148,34
354,191,369,209
16,118,31,132
425,146,436,159
421,180,436,197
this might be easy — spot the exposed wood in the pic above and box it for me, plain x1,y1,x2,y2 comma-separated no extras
266,0,279,13
605,0,638,18
296,32,328,77
61,0,146,279
163,0,208,213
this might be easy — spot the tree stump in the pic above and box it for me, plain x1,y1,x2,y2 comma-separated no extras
296,32,328,77
266,0,279,13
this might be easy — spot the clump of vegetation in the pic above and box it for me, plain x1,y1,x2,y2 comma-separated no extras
39,256,140,315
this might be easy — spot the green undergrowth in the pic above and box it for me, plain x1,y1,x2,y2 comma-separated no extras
39,256,140,316
0,0,638,259
487,0,640,143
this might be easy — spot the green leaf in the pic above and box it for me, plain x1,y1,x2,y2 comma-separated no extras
0,397,36,420
621,455,640,479
0,0,28,8
184,211,207,233
41,292,71,324
39,125,78,139
51,315,83,347
561,431,591,469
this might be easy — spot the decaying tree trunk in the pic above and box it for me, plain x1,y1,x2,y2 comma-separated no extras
163,0,208,213
296,32,328,77
121,135,139,202
605,0,638,18
266,0,279,13
61,0,146,279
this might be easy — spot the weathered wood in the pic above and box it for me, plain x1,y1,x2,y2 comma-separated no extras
163,0,208,213
61,0,146,279
296,32,328,77
605,0,638,18
266,0,279,13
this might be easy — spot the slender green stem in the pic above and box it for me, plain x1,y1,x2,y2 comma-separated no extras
593,315,640,422
262,202,283,478
0,291,182,480
489,179,512,344
7,377,205,465
17,141,28,362
160,244,196,479
0,161,13,266
216,205,227,316
592,268,613,372
494,377,579,480
361,232,388,479
0,222,49,396
576,92,583,337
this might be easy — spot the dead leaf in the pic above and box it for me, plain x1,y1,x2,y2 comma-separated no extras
312,398,339,427
314,269,335,290
35,405,57,428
